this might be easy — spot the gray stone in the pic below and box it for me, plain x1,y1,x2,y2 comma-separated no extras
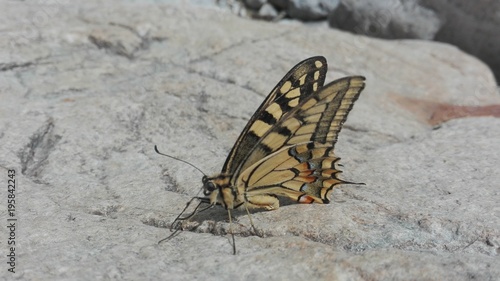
258,3,279,20
1,0,499,280
269,0,289,9
244,0,267,10
420,0,500,83
288,0,340,20
328,0,441,40
267,0,340,20
328,0,500,82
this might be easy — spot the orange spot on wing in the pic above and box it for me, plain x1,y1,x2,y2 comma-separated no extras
296,175,316,183
298,195,315,204
295,162,309,170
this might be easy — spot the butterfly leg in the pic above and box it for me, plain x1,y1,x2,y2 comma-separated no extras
227,208,237,255
169,197,212,230
243,204,263,237
159,197,214,244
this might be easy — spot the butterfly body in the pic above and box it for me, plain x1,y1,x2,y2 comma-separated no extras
198,56,366,212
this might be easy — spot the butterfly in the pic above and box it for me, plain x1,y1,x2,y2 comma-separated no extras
157,56,366,253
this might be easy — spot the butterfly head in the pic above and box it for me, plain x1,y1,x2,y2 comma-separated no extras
201,174,241,209
202,175,217,196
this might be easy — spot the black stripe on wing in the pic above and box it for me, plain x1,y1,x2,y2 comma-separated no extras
221,56,328,175
235,76,365,176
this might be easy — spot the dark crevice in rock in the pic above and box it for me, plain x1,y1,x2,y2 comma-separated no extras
0,61,34,71
88,34,133,59
168,32,289,97
159,171,179,193
109,21,168,52
88,22,167,60
189,31,288,65
89,205,123,218
141,216,170,229
180,63,264,98
1,55,49,72
189,40,249,65
19,118,61,181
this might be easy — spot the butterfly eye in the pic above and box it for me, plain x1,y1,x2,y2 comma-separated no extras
207,182,216,191
204,181,216,192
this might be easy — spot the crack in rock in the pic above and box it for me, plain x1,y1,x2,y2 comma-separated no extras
88,34,133,59
89,205,123,219
159,171,179,193
88,22,167,60
176,219,263,238
0,61,34,71
109,22,167,50
1,55,50,73
19,118,61,181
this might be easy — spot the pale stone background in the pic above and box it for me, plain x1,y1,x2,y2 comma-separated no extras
1,1,499,280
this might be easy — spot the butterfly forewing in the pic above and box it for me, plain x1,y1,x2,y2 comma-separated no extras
233,75,365,208
235,76,365,180
296,76,365,144
221,56,328,175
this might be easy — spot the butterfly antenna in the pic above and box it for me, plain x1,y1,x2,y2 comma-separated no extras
154,145,207,177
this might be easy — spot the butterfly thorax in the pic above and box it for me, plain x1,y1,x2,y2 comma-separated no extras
202,174,244,210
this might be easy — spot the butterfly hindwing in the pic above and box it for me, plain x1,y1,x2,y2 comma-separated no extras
238,142,344,209
221,56,328,175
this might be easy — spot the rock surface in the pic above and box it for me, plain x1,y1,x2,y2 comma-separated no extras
1,1,499,280
331,0,500,82
421,0,500,83
245,0,500,82
267,0,340,20
328,0,441,40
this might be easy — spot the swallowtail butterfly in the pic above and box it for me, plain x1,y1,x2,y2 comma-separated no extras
158,56,365,253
